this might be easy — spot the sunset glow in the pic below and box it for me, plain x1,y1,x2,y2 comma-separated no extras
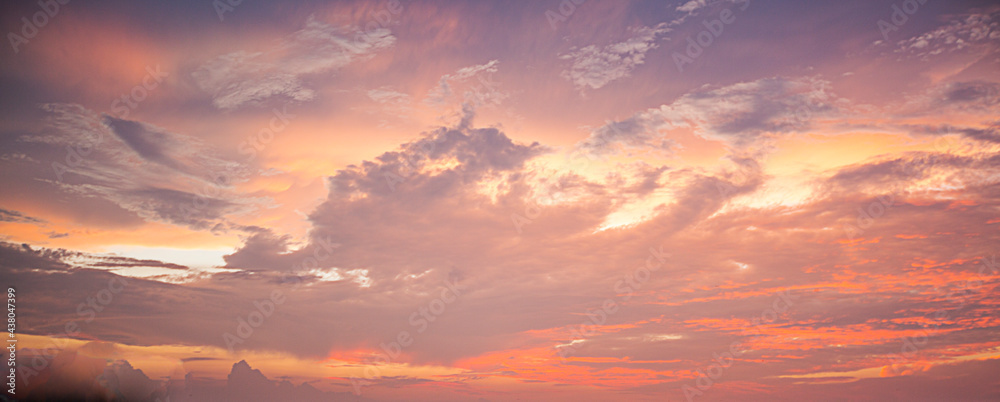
2,0,999,401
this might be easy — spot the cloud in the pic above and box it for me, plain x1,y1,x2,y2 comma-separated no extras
423,60,505,108
8,121,1000,387
560,23,670,91
575,113,679,158
222,229,300,271
88,256,189,270
885,10,1000,58
0,242,72,272
0,208,45,224
0,240,189,273
675,0,746,14
942,80,1000,105
902,122,1000,145
16,349,353,402
367,86,411,109
655,77,840,144
20,104,262,230
193,15,396,110
579,76,842,154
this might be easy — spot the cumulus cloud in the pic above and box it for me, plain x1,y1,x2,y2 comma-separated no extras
9,118,1000,393
194,15,396,110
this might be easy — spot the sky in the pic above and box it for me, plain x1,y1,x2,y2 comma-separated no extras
1,0,999,400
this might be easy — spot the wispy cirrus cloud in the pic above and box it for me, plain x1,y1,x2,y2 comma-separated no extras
21,104,261,230
193,15,396,110
423,59,505,108
560,23,670,92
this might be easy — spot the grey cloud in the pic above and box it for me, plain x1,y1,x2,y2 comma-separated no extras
581,76,841,154
104,117,185,172
576,113,679,157
0,241,190,273
0,242,72,272
903,123,1000,144
943,81,1000,105
0,208,45,224
223,230,297,271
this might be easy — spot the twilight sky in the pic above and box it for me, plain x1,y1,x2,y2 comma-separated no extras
1,0,999,401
